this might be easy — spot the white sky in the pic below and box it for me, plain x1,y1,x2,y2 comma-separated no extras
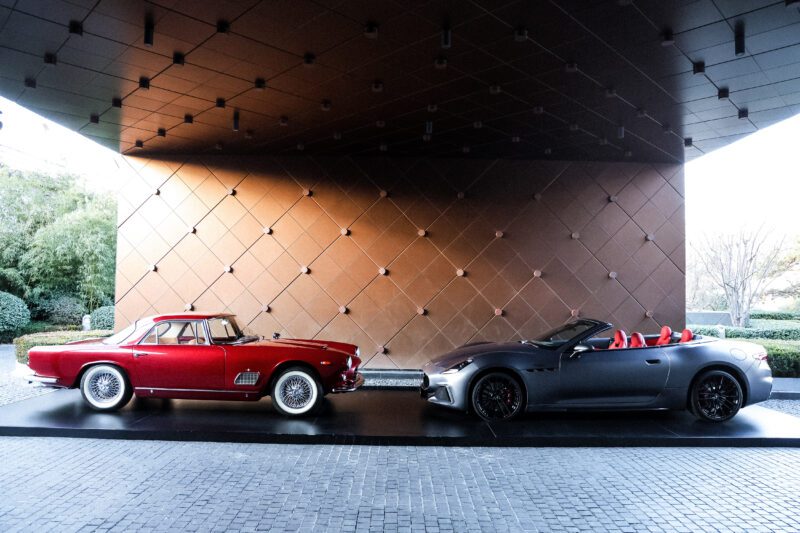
1,94,799,241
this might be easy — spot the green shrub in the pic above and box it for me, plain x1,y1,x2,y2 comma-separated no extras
18,321,80,336
90,306,114,329
751,339,800,378
13,329,113,365
688,325,724,338
724,326,800,341
750,311,800,321
0,291,31,342
43,295,87,325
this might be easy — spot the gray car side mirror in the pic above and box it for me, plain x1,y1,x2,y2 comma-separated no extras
571,344,591,358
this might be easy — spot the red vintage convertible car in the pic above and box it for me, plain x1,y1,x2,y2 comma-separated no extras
26,313,363,416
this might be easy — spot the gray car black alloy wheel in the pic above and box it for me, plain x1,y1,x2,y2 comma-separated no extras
471,372,524,421
691,370,743,422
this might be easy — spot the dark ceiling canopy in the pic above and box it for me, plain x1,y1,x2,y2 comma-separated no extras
0,0,799,163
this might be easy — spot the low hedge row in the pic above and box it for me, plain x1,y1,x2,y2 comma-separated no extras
750,311,800,321
756,339,800,377
14,330,113,365
689,324,800,341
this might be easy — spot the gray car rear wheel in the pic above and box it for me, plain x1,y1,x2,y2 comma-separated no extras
690,370,743,422
471,372,524,421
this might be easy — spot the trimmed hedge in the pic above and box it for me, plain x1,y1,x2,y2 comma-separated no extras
750,311,800,321
90,306,114,329
756,339,800,377
14,329,112,365
724,326,800,341
0,291,31,342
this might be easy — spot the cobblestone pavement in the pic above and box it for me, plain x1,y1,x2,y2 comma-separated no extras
0,438,798,532
761,399,800,418
0,345,53,407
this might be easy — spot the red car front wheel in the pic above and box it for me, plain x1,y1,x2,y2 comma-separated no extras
271,367,322,417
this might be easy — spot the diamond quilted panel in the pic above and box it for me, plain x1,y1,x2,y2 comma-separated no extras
117,156,685,367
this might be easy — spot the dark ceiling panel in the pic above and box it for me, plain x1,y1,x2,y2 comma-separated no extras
1,0,800,162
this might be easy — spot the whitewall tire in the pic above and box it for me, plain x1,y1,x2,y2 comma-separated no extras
79,364,132,411
271,367,322,417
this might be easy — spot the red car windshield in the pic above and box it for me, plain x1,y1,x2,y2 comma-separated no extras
102,322,142,345
207,316,251,344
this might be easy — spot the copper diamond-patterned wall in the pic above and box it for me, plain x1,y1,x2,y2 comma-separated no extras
115,155,685,369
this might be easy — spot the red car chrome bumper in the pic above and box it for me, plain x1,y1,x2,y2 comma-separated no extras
332,372,365,393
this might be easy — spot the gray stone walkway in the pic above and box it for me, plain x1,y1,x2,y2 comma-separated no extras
0,345,53,407
0,438,799,532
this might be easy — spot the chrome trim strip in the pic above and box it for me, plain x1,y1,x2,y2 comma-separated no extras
28,375,58,384
134,387,245,394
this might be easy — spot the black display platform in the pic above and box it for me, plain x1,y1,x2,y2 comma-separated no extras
1,389,799,446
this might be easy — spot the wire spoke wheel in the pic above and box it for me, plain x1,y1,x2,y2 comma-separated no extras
271,368,321,417
692,370,742,422
80,365,131,411
472,373,523,421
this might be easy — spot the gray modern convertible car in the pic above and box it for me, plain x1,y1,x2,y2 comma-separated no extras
421,319,773,422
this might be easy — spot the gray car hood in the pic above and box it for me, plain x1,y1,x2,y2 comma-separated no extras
427,341,535,369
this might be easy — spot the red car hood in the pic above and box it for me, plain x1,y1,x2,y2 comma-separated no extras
252,338,358,357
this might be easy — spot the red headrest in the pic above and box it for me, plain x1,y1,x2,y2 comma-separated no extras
656,325,672,345
680,328,694,343
609,329,628,349
629,332,645,348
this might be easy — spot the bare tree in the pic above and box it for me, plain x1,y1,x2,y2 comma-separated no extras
694,227,792,327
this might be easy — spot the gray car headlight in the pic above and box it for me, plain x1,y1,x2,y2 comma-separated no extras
443,359,473,374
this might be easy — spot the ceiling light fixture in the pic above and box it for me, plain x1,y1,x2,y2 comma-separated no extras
68,20,83,35
144,14,154,47
216,20,230,34
441,26,452,49
173,52,185,65
514,26,528,42
364,21,379,39
735,22,745,56
139,77,150,89
692,61,705,74
303,53,316,66
434,56,448,69
255,78,266,90
233,109,240,131
184,114,193,123
157,128,166,137
661,29,674,46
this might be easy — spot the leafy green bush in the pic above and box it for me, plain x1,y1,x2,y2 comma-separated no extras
42,295,87,325
752,339,800,377
724,326,800,341
90,306,114,329
688,325,724,338
14,329,112,365
0,291,31,342
750,311,800,321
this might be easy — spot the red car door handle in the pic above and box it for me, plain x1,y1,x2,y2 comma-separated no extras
133,352,148,358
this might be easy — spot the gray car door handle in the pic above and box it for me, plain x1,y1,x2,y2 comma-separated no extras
645,359,661,365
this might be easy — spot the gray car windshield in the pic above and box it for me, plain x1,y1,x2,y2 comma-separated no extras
525,320,599,349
